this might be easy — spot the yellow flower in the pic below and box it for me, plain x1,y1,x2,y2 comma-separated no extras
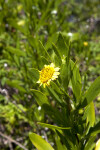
83,42,88,46
37,63,60,88
95,139,100,150
17,4,23,12
17,20,25,26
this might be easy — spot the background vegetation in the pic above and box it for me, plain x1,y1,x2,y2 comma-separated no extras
0,0,100,149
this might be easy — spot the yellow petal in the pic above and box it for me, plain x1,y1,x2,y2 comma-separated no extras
55,67,60,71
53,72,60,76
37,80,40,83
50,63,55,67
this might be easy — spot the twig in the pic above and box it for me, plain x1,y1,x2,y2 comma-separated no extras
8,141,13,150
0,132,28,150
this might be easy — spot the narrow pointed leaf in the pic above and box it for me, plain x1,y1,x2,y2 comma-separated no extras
88,121,100,136
38,122,71,130
29,68,39,81
52,43,62,64
82,76,100,107
50,81,63,95
83,102,95,128
6,80,26,93
7,46,26,57
31,89,49,106
70,60,82,102
55,135,67,150
56,33,68,57
47,86,62,103
84,136,96,150
29,132,54,150
39,40,52,61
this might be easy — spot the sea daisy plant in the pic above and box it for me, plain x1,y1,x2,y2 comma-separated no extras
30,33,100,150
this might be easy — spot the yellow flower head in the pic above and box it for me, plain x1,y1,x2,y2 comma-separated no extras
83,42,88,46
17,20,25,26
37,63,60,88
17,4,23,12
95,139,100,150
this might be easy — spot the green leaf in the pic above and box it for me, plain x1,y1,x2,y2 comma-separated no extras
29,68,39,81
40,56,49,66
56,140,65,150
39,40,52,61
70,60,82,102
31,89,49,106
82,76,100,107
84,136,96,150
56,33,68,57
83,102,95,128
0,59,10,64
6,46,26,57
52,43,62,65
55,135,67,150
6,80,26,93
45,34,58,50
36,0,55,32
60,60,70,91
50,81,63,95
38,122,71,131
56,130,73,150
29,132,54,150
47,86,62,104
42,104,66,125
88,121,100,137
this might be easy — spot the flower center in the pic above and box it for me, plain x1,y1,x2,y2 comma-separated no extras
40,66,54,83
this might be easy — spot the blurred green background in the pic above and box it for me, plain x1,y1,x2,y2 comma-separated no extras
0,0,100,149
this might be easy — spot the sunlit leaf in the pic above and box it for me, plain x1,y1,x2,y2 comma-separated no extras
29,132,54,150
83,102,95,128
38,122,71,131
